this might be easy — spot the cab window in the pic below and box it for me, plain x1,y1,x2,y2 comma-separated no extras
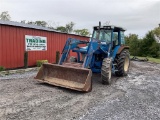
121,31,125,45
113,32,118,45
93,30,111,44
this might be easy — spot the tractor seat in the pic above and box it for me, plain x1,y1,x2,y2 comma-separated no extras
72,46,88,54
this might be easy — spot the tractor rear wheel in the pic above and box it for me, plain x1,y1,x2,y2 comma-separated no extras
115,50,130,76
101,58,112,85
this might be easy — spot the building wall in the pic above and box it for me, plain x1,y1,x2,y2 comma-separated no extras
0,25,89,69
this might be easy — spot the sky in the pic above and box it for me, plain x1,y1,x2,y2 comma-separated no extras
0,0,160,37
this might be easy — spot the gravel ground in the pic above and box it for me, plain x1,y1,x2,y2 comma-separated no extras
0,61,160,120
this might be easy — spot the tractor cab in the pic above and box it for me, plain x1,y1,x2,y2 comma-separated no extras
92,25,126,46
72,26,126,56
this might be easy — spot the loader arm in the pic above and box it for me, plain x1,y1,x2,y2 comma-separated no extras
59,38,89,65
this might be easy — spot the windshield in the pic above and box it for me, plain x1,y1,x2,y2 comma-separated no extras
93,30,111,43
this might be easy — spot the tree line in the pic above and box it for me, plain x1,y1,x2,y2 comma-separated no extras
125,27,160,58
0,11,90,36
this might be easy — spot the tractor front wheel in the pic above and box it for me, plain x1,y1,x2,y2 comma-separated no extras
101,58,112,85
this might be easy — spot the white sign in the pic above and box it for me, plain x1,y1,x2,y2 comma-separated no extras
25,35,47,51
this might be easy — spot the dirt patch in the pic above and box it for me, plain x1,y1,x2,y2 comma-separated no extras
0,61,160,120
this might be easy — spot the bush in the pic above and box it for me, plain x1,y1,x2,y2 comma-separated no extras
36,60,48,67
0,66,5,71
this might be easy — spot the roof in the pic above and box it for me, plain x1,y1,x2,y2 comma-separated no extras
93,25,126,31
0,20,89,37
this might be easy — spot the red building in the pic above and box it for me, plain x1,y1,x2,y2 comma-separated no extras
0,20,89,69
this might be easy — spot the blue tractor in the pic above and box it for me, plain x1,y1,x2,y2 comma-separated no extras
35,23,130,92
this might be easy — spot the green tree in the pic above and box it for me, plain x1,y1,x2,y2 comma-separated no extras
56,26,67,32
27,21,35,25
149,41,159,57
56,22,75,33
65,22,75,33
21,20,26,24
153,27,160,36
125,34,140,56
0,11,11,21
74,29,90,36
141,31,159,57
35,21,47,27
153,27,160,43
153,27,160,57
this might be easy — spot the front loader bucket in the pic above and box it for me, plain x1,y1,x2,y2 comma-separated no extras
35,63,92,92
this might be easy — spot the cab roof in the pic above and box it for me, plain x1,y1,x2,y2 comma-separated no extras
93,25,126,31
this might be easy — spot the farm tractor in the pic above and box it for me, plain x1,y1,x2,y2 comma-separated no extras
35,23,130,92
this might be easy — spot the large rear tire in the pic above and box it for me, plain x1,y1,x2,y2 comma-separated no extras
101,58,112,85
114,50,130,76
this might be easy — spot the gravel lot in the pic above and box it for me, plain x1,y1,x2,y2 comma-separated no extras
0,61,160,120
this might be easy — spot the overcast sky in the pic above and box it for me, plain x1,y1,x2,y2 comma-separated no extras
0,0,160,37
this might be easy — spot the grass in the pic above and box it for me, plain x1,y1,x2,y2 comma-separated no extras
130,56,160,64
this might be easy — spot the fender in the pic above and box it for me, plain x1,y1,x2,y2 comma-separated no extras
117,45,129,54
111,45,129,60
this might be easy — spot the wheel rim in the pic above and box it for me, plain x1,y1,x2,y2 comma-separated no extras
124,56,129,72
